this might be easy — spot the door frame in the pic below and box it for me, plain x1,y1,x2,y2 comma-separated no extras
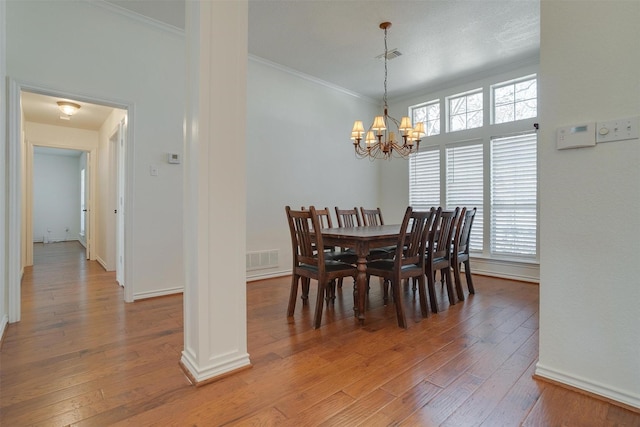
7,78,135,322
26,143,96,267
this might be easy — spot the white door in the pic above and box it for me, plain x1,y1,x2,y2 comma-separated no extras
80,161,90,259
116,120,126,286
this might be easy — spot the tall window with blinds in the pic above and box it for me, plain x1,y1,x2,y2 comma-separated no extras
409,149,440,210
446,143,483,251
408,73,538,262
490,133,537,257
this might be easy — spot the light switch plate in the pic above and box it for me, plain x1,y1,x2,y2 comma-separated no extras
596,116,639,143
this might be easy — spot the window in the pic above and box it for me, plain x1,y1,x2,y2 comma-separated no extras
408,73,538,262
409,149,440,210
493,76,537,124
411,100,440,136
448,90,483,132
446,143,483,251
490,133,537,256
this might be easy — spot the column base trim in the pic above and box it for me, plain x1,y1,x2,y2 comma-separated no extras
180,351,252,387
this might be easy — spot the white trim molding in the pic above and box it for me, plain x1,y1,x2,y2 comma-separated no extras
535,362,640,410
470,257,539,283
133,287,183,301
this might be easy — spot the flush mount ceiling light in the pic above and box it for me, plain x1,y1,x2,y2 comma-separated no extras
57,101,81,117
350,22,425,160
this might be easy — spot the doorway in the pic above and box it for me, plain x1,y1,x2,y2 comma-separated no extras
30,146,88,262
7,80,133,322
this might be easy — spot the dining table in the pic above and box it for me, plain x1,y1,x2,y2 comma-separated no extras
321,224,402,324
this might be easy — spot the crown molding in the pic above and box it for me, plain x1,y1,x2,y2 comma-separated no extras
89,0,185,36
249,54,377,105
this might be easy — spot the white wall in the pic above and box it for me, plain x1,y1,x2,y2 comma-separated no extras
7,1,185,299
536,1,640,409
33,152,82,243
0,0,8,337
246,58,380,280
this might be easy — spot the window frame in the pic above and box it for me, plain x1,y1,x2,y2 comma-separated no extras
410,99,441,137
446,88,484,133
491,74,537,125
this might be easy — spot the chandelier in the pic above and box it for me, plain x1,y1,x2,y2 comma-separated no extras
350,22,425,160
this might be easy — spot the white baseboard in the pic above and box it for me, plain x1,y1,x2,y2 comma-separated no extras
32,238,80,244
246,269,290,282
470,257,539,283
133,287,183,300
0,314,8,346
96,256,109,271
535,363,640,410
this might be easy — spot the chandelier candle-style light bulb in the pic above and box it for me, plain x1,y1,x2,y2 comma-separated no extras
350,22,425,160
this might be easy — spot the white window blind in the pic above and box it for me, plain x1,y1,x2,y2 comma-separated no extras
446,143,483,251
490,133,537,257
409,149,440,210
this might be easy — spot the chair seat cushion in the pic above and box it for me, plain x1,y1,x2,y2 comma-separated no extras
367,259,422,276
300,260,356,273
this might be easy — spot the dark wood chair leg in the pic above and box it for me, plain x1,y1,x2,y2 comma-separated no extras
313,281,326,329
301,277,310,303
416,274,429,318
383,279,390,304
443,267,456,305
392,278,407,329
464,260,475,294
453,262,465,301
426,272,438,313
287,274,300,316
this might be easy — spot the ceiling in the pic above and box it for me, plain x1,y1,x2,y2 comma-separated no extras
22,91,115,131
21,0,540,129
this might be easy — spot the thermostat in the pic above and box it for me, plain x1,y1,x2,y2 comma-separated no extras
167,153,181,164
556,122,595,150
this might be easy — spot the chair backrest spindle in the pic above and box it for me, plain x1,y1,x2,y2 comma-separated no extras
360,207,385,226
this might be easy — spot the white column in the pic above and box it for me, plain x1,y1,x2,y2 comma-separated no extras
181,0,250,385
0,0,8,332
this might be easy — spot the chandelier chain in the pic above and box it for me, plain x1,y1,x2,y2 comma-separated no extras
383,26,388,109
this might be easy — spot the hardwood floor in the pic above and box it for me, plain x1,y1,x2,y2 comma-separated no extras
1,241,638,426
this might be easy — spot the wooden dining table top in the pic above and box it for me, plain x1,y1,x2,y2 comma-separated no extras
320,224,402,245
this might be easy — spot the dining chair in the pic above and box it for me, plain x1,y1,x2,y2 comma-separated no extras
335,207,362,228
285,206,358,329
302,206,336,254
360,207,385,226
425,207,459,313
452,207,477,300
333,206,391,291
366,207,436,328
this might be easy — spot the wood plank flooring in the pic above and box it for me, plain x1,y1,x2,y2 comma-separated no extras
1,241,638,426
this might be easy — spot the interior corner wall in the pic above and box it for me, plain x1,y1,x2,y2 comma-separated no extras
537,1,640,409
6,1,185,299
246,58,380,280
